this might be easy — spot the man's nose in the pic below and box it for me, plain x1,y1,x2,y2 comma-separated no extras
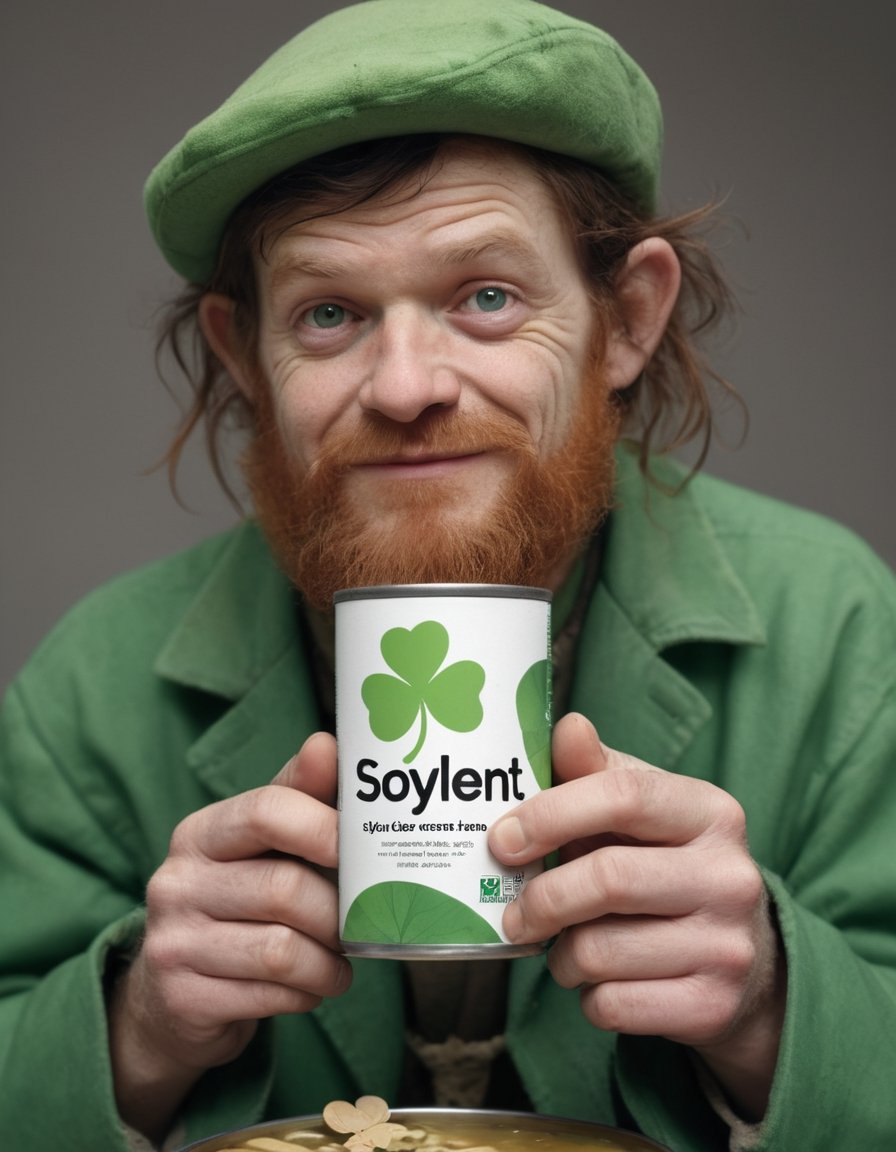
357,306,461,423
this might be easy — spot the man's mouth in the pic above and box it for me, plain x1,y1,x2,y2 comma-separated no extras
354,450,486,479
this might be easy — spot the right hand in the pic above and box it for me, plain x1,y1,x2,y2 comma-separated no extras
107,731,349,1138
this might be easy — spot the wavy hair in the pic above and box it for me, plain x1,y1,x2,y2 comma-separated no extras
155,134,740,503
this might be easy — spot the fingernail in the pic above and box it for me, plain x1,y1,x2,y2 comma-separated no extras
492,816,527,857
335,959,353,994
503,900,523,942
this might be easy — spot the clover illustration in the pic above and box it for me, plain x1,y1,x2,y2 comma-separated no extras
361,620,485,763
322,1095,409,1151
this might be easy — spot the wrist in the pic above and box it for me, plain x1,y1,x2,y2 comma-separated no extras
693,944,787,1122
104,952,207,1144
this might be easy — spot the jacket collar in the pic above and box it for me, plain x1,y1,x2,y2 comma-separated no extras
154,521,297,700
568,445,766,771
154,522,323,800
605,445,765,651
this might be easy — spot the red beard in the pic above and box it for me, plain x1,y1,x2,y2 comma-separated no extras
242,372,621,609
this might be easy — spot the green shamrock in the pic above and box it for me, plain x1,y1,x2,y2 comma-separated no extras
361,621,485,763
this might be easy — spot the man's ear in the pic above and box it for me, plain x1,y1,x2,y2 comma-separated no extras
603,238,681,391
198,293,256,401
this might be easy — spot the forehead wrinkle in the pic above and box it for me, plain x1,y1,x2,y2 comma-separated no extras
266,252,354,294
429,231,553,279
263,190,564,296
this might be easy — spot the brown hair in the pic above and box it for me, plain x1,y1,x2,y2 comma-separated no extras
156,134,740,503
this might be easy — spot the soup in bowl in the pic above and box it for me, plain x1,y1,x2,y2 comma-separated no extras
178,1106,671,1152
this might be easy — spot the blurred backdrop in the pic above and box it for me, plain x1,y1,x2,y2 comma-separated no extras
2,0,894,690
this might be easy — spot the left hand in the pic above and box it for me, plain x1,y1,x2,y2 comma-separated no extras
488,713,786,1119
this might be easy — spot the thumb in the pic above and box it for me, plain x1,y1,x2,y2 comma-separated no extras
271,731,338,805
551,712,610,786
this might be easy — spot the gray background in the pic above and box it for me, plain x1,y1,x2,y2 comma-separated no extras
2,1,893,691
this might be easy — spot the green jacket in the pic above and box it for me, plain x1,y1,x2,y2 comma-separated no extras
1,451,894,1151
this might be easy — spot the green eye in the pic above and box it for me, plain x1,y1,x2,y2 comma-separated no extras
474,287,507,312
307,303,346,328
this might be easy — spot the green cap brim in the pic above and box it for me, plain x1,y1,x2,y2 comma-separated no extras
145,0,662,284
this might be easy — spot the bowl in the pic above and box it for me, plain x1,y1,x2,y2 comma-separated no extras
178,1107,671,1151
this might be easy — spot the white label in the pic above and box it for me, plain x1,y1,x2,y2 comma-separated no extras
336,590,551,950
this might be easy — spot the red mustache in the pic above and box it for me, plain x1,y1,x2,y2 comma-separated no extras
308,411,534,478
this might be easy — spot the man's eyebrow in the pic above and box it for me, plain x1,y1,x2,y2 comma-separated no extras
267,254,353,292
430,232,551,276
267,231,553,294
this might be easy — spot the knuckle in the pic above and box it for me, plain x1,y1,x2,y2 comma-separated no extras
736,861,766,913
257,923,301,982
581,982,626,1033
714,931,757,982
141,926,184,974
719,856,766,917
741,858,766,902
712,790,749,841
518,874,555,930
542,781,576,826
602,767,642,812
243,786,280,836
259,858,305,919
168,812,200,856
565,927,608,984
587,846,630,907
545,943,572,988
145,862,188,912
309,809,339,864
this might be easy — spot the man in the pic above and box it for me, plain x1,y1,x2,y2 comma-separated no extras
0,2,893,1150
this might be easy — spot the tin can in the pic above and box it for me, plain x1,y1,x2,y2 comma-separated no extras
335,584,552,959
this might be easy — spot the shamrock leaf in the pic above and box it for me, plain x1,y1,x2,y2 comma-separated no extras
323,1096,408,1152
360,673,420,743
381,620,448,687
323,1095,390,1133
515,659,552,789
361,621,485,763
343,880,502,945
425,660,486,733
345,1125,408,1151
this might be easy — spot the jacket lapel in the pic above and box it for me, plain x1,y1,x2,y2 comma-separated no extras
314,960,406,1098
570,448,766,771
154,521,323,798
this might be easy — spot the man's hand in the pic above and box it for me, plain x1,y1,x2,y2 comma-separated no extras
107,732,348,1142
488,713,786,1121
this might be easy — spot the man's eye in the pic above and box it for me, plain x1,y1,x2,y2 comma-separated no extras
303,303,348,328
469,287,508,313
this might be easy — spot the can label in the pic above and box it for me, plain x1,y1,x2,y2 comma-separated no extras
335,585,551,958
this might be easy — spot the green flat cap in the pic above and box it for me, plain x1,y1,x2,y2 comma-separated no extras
145,0,662,284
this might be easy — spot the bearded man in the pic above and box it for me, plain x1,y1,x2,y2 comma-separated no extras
1,3,894,1152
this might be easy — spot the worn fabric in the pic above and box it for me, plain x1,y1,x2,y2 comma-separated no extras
1,448,894,1150
145,0,661,283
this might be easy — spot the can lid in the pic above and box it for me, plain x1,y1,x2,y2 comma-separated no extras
333,583,552,604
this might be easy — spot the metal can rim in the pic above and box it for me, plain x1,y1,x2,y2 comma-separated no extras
334,583,551,604
341,940,548,960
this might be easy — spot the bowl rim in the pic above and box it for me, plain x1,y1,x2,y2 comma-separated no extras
177,1106,671,1152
